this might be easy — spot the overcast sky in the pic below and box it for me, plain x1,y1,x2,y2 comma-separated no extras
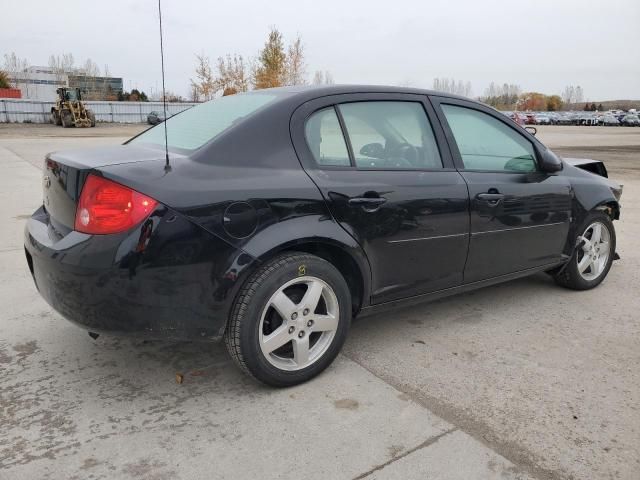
3,0,639,100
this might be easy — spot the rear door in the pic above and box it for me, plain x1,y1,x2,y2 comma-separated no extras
291,93,470,304
430,96,572,283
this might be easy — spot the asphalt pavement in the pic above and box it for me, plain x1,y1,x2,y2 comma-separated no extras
1,124,638,480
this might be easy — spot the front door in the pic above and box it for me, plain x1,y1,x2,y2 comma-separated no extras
432,97,573,283
292,93,470,304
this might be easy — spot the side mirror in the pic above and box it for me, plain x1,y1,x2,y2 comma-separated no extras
525,126,537,136
538,148,563,173
360,142,385,159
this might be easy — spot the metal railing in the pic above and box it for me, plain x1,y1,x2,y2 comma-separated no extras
0,99,198,124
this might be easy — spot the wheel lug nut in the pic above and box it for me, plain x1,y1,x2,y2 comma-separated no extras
298,331,305,338
303,308,310,316
288,326,295,334
307,320,314,327
291,312,298,320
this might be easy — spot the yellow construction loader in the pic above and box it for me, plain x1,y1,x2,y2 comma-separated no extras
50,88,96,128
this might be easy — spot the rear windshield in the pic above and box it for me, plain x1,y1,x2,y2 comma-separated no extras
130,93,278,151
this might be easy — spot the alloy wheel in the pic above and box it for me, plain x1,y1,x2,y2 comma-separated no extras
259,276,339,371
576,221,611,281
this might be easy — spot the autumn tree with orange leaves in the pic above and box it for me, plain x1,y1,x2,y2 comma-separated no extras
191,28,317,100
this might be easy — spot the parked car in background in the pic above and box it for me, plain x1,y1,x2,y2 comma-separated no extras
547,112,560,125
509,112,527,125
601,115,620,126
620,114,640,126
556,113,575,125
534,114,551,125
24,85,623,386
578,114,599,126
525,113,537,125
147,111,166,125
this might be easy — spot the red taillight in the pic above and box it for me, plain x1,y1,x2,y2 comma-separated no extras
75,174,158,234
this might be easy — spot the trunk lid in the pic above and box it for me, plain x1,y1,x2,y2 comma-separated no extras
42,145,167,231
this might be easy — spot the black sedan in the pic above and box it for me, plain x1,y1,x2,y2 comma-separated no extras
25,86,623,386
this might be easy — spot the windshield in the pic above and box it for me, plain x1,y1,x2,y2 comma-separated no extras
64,90,79,101
130,93,279,151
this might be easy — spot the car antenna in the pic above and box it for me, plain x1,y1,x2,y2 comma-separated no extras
157,0,171,173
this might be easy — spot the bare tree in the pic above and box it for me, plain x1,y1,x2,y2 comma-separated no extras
432,77,473,97
3,52,29,88
190,54,216,101
480,82,521,109
575,86,584,106
324,71,334,84
285,35,306,85
189,82,201,102
312,70,334,85
100,64,115,100
561,85,575,106
48,53,75,84
79,58,101,98
215,54,249,94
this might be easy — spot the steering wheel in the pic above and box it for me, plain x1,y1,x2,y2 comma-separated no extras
385,143,419,168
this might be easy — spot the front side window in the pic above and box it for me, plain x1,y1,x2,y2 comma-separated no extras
304,107,351,167
441,104,537,172
338,101,442,170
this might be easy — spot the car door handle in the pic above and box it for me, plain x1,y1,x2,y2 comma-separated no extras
348,196,387,212
348,197,387,206
476,193,505,205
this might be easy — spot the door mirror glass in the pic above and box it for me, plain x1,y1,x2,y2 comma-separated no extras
359,142,385,159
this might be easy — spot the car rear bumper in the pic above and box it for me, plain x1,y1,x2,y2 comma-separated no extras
24,206,257,340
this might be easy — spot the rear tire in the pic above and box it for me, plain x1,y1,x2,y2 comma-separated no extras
87,109,96,127
554,211,616,290
225,253,351,387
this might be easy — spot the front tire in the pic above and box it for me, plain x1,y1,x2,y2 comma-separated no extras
225,253,351,387
554,211,616,290
61,109,73,128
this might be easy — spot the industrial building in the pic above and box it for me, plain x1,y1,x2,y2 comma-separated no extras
8,66,123,101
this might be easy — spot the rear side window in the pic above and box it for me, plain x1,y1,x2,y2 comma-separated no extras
130,93,278,151
304,107,351,167
338,101,442,170
441,104,537,172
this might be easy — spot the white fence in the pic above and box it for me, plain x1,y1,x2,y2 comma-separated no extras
0,99,198,124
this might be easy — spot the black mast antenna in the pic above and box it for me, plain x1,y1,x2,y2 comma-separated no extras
157,0,171,172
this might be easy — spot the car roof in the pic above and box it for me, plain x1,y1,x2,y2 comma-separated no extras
262,84,473,103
